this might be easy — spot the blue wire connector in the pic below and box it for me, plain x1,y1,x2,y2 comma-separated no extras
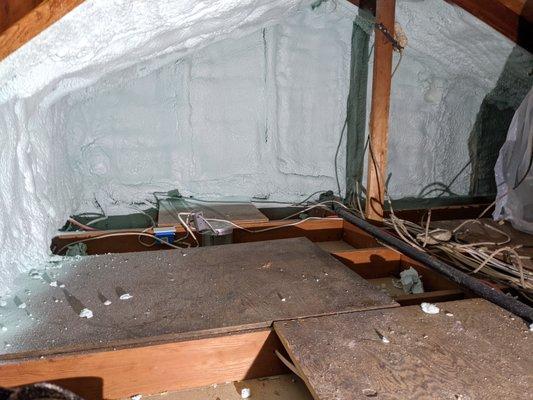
153,227,176,243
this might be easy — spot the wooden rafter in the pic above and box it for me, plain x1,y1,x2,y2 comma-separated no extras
446,0,533,53
0,0,84,61
0,0,44,33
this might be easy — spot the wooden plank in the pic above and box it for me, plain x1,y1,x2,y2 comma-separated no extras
232,218,343,244
0,0,44,32
2,237,397,359
395,288,465,306
51,218,345,255
154,374,313,400
275,299,533,400
157,200,269,227
331,247,401,279
315,240,354,253
342,220,380,248
0,329,286,399
446,0,533,52
365,0,395,222
0,0,84,61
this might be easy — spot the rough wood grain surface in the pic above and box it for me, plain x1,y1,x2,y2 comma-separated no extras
0,0,45,32
0,329,287,399
275,299,533,400
365,0,395,221
0,237,396,360
0,0,84,60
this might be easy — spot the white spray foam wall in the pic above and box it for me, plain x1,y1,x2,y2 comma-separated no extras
61,3,353,209
0,0,355,294
385,0,533,199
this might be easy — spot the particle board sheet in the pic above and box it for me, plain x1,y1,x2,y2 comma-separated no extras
0,238,397,360
157,199,268,226
274,299,533,400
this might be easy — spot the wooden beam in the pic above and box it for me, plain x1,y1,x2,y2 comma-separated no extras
0,0,44,33
446,0,533,53
0,329,286,399
331,247,401,279
0,0,84,61
51,218,346,255
365,0,396,221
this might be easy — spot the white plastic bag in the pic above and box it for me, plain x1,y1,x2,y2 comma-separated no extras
493,86,533,234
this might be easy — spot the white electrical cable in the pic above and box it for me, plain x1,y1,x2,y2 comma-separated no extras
57,231,188,255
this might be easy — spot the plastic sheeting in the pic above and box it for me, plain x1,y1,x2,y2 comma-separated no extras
494,87,533,234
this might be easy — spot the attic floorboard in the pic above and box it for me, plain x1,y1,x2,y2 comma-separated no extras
0,237,396,361
274,299,533,400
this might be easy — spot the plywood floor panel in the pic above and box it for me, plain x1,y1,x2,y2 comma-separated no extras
0,238,396,360
274,299,533,400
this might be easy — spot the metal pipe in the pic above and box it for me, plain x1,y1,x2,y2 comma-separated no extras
335,207,533,323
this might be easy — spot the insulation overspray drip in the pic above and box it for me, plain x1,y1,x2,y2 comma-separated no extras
0,0,531,297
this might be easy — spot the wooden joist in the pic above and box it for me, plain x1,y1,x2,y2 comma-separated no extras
0,329,286,399
0,0,44,33
0,0,84,61
365,0,396,222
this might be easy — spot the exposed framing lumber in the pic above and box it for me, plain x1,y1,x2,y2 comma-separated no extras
0,0,44,33
0,329,286,399
446,0,533,53
365,0,396,222
51,218,381,255
0,0,84,61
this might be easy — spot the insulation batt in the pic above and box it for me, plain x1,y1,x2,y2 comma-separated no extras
0,0,531,295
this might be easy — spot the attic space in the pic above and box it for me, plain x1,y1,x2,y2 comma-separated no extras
1,0,533,397
0,0,531,294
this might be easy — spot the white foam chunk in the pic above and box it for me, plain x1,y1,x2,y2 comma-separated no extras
420,302,440,315
79,308,93,319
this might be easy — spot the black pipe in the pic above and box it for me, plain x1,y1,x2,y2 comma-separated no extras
335,206,533,323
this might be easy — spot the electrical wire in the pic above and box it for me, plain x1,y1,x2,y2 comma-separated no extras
391,51,403,78
67,218,97,231
334,119,348,197
57,231,188,255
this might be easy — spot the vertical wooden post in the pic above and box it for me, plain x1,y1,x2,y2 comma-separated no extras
365,0,395,222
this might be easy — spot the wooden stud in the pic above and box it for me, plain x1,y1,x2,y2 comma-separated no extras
0,0,84,61
365,0,396,222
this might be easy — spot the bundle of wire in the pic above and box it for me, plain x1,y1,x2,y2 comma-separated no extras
381,199,533,301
